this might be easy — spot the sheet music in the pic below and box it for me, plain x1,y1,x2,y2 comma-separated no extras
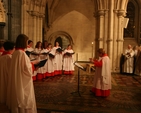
74,62,85,70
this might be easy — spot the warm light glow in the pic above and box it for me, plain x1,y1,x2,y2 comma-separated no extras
92,42,93,45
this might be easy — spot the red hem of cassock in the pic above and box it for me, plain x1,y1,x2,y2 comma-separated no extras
45,72,55,77
64,71,74,75
54,70,62,75
32,76,36,81
91,88,110,97
37,73,44,80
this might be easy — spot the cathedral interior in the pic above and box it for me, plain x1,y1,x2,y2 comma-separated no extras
0,0,141,113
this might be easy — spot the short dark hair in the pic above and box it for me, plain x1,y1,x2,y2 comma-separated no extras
3,41,15,51
28,40,33,45
15,34,29,49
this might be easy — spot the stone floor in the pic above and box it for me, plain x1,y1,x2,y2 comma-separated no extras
35,69,141,113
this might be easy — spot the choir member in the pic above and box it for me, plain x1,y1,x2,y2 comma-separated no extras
9,34,37,113
0,41,15,105
90,48,111,97
45,43,56,77
123,44,134,74
134,46,141,76
42,40,48,49
34,41,46,80
53,41,63,75
63,44,74,75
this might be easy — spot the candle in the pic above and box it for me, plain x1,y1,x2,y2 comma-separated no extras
92,42,94,58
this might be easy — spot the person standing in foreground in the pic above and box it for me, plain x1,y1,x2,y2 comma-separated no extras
9,34,37,113
90,48,111,97
0,41,15,105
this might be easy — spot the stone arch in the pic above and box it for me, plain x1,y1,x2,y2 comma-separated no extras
48,31,74,49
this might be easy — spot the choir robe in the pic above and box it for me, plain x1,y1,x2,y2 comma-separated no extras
91,54,111,97
40,48,49,78
34,48,47,80
134,50,141,76
63,49,74,75
25,47,37,81
123,48,134,74
9,49,37,113
46,48,56,77
53,46,63,75
0,52,12,104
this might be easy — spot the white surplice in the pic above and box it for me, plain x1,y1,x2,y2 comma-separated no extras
9,50,37,113
46,48,56,76
0,54,12,104
53,46,63,75
63,49,74,73
92,55,111,97
123,48,134,74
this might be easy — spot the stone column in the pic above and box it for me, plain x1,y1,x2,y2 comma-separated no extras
21,1,28,35
113,10,118,72
116,10,125,71
31,11,37,46
97,10,105,48
39,13,44,42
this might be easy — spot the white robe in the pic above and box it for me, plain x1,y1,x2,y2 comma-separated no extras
92,55,111,97
46,48,56,75
123,49,134,74
9,50,37,113
53,46,63,75
34,48,47,74
63,49,74,72
0,54,12,104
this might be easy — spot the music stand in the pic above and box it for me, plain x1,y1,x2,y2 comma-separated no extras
71,61,88,96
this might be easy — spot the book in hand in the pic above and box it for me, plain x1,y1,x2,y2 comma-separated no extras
64,52,75,56
34,59,48,68
31,51,40,56
25,51,31,57
49,53,55,59
56,48,63,53
40,52,49,55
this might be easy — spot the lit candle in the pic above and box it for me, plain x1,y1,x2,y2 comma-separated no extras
92,42,94,58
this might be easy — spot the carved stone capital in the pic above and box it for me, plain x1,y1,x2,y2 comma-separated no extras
116,39,124,42
116,10,126,17
27,11,39,17
94,10,108,17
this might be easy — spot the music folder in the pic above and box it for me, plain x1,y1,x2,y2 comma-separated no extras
25,51,31,57
65,52,75,56
25,51,39,56
41,52,49,55
74,62,86,71
56,48,63,53
34,59,48,68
